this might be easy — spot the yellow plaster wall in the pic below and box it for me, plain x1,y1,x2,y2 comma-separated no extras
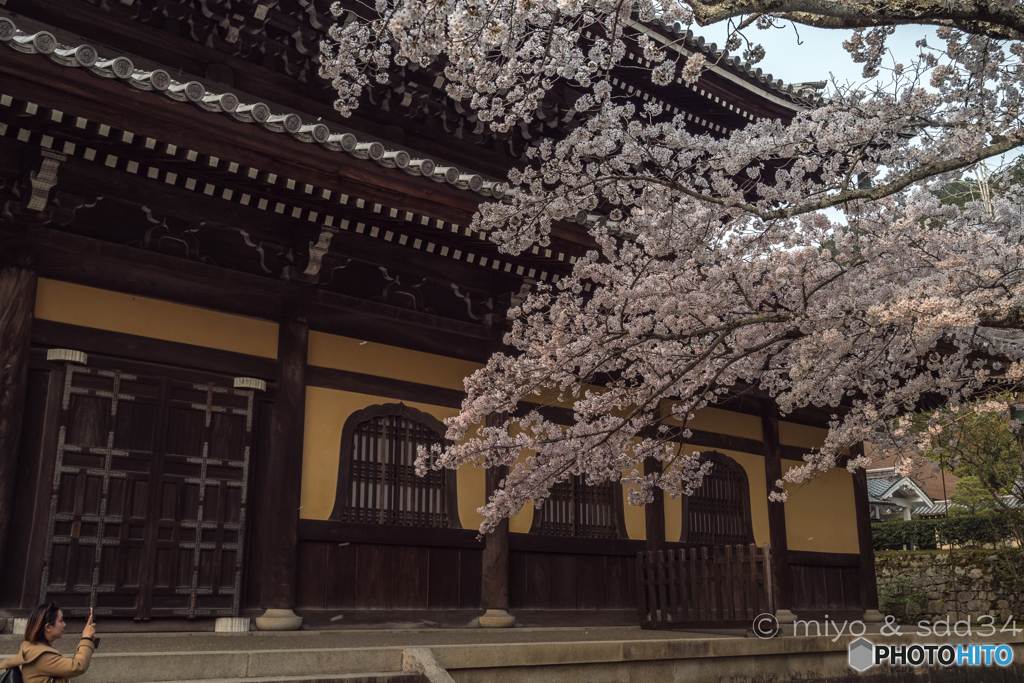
779,421,829,449
661,403,763,441
308,331,482,391
300,386,487,530
34,279,278,358
781,459,860,553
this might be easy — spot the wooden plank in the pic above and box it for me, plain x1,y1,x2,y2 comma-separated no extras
526,552,552,609
665,550,678,623
549,554,577,610
575,555,605,610
458,548,482,610
295,542,329,610
427,547,462,610
644,552,658,623
326,542,358,610
355,544,392,609
392,545,429,610
606,554,631,611
508,549,528,610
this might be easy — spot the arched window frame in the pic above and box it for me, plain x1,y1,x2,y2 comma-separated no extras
529,474,627,539
680,450,754,545
329,402,461,529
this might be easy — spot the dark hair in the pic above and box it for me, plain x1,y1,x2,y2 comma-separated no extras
24,603,61,645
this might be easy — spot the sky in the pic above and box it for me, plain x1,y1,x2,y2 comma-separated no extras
694,22,936,91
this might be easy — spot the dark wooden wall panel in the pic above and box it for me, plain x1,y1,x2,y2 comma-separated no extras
790,561,862,611
508,551,637,612
296,540,483,612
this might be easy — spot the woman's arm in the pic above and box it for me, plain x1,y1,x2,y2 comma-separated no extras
32,641,95,679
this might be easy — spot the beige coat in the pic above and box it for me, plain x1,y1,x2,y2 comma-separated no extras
0,639,95,683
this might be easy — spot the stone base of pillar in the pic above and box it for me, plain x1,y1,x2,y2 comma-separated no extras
12,618,26,636
215,617,251,632
255,609,302,631
774,609,798,624
478,609,516,628
862,609,885,623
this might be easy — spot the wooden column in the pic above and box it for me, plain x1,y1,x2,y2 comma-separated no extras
479,412,515,627
760,402,793,616
851,442,881,618
254,308,307,630
481,465,510,608
644,457,666,553
0,242,37,572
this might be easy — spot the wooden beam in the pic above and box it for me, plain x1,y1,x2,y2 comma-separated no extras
297,519,484,549
760,402,793,612
32,320,279,380
851,442,880,611
306,365,466,409
0,241,38,578
253,307,307,614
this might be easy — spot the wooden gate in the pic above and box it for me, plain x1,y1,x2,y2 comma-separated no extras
635,544,773,629
39,363,255,618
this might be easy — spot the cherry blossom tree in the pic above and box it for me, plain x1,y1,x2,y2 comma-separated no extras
321,0,1024,533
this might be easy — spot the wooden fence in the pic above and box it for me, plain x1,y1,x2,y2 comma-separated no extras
635,543,773,629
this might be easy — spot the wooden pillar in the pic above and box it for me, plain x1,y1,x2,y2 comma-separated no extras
644,457,666,553
760,402,793,619
851,442,882,621
479,413,515,627
0,242,37,572
254,308,307,630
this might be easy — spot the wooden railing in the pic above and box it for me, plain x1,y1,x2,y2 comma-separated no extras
635,544,773,629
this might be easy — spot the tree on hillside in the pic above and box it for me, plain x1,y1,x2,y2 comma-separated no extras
321,0,1024,532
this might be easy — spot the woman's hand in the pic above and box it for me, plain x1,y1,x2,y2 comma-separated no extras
82,611,96,640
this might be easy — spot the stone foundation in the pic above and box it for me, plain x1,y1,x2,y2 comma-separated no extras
875,549,1024,624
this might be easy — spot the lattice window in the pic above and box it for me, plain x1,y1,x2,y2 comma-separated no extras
330,403,460,529
531,475,623,539
682,451,754,546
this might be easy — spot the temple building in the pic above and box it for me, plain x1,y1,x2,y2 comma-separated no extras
0,0,878,631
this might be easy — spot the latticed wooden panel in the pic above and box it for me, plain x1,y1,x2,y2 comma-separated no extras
338,415,448,528
41,365,254,619
687,460,750,546
538,475,619,539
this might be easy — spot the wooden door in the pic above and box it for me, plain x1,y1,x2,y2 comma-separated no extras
40,364,255,619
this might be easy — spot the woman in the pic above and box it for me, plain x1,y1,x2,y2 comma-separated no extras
0,604,97,683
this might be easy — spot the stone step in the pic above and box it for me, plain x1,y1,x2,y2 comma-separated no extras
0,625,697,655
169,676,424,683
0,647,407,683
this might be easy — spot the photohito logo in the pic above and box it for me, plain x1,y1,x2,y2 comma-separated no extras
848,638,1014,671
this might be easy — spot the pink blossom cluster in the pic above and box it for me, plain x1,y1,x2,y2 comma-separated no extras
323,1,1024,533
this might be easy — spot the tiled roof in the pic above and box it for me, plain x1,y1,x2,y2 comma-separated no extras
0,14,508,202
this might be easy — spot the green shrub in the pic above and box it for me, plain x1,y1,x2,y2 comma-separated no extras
871,514,1015,550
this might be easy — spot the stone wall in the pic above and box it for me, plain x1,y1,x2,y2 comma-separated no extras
875,549,1024,624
